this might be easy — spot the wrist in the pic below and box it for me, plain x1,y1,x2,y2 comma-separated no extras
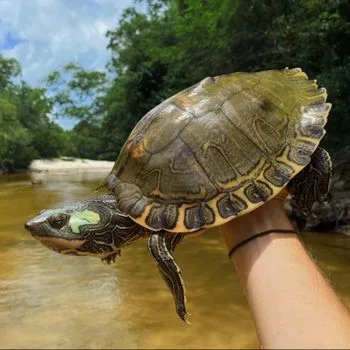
220,197,296,256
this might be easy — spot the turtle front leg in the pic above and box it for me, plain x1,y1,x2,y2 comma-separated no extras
288,147,332,216
147,231,188,323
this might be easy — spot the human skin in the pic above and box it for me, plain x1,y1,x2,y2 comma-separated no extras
220,195,350,349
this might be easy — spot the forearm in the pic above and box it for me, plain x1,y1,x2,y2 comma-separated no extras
221,199,350,349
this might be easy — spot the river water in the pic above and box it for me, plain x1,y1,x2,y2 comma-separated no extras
1,172,350,349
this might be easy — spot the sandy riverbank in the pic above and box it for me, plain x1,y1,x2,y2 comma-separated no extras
29,158,114,173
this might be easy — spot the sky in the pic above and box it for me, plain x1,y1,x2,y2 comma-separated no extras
0,0,145,129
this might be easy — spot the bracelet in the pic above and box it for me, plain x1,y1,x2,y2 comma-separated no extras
228,229,297,259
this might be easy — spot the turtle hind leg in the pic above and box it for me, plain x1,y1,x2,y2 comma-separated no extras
147,231,188,323
287,147,332,217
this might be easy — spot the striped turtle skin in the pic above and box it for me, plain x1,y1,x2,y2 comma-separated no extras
105,68,331,233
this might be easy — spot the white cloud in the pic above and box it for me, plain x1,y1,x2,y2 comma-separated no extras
0,0,142,86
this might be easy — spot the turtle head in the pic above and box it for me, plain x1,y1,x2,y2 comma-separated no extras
24,194,146,263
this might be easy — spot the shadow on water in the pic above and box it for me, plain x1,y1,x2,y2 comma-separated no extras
0,171,350,348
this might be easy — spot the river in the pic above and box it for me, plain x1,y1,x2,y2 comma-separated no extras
1,172,350,349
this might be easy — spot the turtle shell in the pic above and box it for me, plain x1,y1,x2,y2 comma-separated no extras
105,68,331,233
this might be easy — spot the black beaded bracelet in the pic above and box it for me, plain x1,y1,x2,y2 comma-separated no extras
228,229,297,259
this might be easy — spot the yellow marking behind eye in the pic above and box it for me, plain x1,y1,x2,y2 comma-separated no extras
70,210,101,233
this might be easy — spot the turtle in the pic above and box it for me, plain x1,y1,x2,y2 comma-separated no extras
25,67,332,323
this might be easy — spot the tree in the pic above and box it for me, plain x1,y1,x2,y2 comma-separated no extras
0,55,67,171
45,62,108,125
0,56,21,89
45,62,109,160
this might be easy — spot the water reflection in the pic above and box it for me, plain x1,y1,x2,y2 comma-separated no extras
0,172,349,348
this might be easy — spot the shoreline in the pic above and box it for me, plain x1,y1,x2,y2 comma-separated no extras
29,158,114,174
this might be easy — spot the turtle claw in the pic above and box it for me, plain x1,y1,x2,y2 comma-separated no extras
181,310,192,325
176,304,190,323
101,250,121,264
177,308,191,324
183,316,191,325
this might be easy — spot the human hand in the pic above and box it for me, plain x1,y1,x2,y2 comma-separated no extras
219,188,295,257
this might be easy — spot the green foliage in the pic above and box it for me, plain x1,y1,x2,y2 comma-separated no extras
45,62,108,124
0,56,21,89
0,55,67,172
0,94,33,170
44,62,109,161
31,122,68,159
66,120,104,160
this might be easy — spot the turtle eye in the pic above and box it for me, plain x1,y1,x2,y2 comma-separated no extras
48,213,69,230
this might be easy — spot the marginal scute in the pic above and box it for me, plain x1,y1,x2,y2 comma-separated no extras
146,206,164,230
118,192,142,215
183,202,217,229
283,67,305,77
288,141,317,166
302,103,331,126
229,192,248,211
144,204,180,230
217,195,238,218
256,180,273,199
299,124,325,139
306,87,327,103
298,102,331,140
244,180,273,203
128,197,151,218
202,204,215,225
184,205,204,230
217,192,248,219
109,178,144,214
264,163,294,187
161,204,180,230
